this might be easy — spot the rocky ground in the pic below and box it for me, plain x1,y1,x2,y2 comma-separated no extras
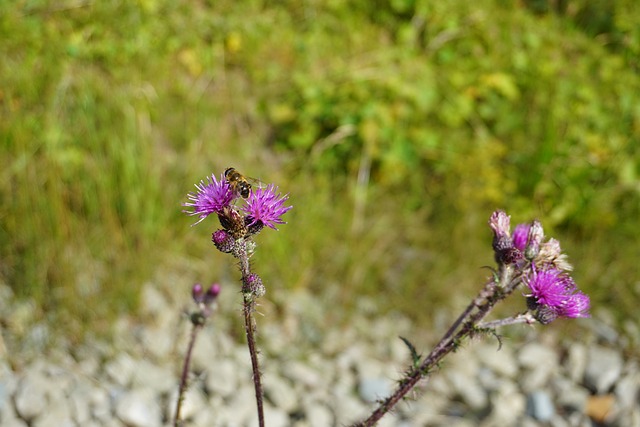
1,283,639,427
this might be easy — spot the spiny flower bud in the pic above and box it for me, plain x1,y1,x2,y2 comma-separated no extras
212,229,235,253
489,210,522,265
242,273,265,298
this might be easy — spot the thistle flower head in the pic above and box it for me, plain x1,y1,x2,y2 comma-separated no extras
525,268,590,321
242,184,293,230
183,174,234,225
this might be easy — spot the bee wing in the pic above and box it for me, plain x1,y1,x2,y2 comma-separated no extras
246,176,266,189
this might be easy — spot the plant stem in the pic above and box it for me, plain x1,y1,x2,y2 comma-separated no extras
174,322,202,427
236,239,265,427
352,267,524,427
477,312,537,329
243,293,264,427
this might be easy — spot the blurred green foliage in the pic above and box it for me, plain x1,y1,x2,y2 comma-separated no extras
1,0,639,342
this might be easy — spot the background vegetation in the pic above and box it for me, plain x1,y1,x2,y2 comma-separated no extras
2,0,639,346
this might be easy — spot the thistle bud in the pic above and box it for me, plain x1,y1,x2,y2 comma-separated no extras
524,220,544,260
212,229,235,253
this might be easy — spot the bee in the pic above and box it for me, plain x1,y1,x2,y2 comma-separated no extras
224,167,258,199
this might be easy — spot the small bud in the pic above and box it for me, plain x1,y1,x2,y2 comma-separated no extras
242,273,266,298
524,220,544,260
203,283,221,306
192,283,204,303
489,210,512,246
489,210,520,264
212,229,235,253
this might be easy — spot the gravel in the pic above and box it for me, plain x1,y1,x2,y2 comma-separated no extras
1,283,638,426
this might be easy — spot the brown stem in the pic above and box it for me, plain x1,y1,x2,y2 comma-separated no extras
174,322,202,427
243,293,264,427
353,268,524,426
236,239,265,427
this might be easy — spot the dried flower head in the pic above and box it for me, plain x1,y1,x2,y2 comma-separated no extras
536,238,573,272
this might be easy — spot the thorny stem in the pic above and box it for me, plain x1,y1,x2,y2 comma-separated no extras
174,322,203,427
352,265,525,427
236,239,265,427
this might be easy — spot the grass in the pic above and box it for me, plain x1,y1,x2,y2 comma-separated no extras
1,0,639,348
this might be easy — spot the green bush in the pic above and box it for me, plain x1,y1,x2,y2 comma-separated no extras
1,0,639,341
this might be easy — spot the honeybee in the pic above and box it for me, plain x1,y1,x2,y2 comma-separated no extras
224,167,259,199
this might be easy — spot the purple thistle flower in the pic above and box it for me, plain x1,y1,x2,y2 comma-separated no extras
555,291,590,318
242,184,293,230
526,269,568,308
183,174,234,225
525,268,590,320
512,224,530,252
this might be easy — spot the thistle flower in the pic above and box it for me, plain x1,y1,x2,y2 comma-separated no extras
242,184,293,230
183,174,234,225
524,268,590,321
512,224,530,252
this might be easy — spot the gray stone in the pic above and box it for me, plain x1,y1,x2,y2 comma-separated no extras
114,389,162,427
486,382,525,426
303,403,334,427
518,343,559,391
67,381,93,423
526,390,555,421
104,353,137,386
263,373,298,412
476,342,518,378
614,362,640,410
358,377,394,403
584,346,623,393
141,326,174,361
167,387,208,424
552,377,589,413
224,385,260,426
447,370,488,410
564,343,588,383
89,386,112,421
13,372,48,421
130,359,175,393
518,343,558,368
205,357,239,398
249,404,289,427
282,360,324,389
